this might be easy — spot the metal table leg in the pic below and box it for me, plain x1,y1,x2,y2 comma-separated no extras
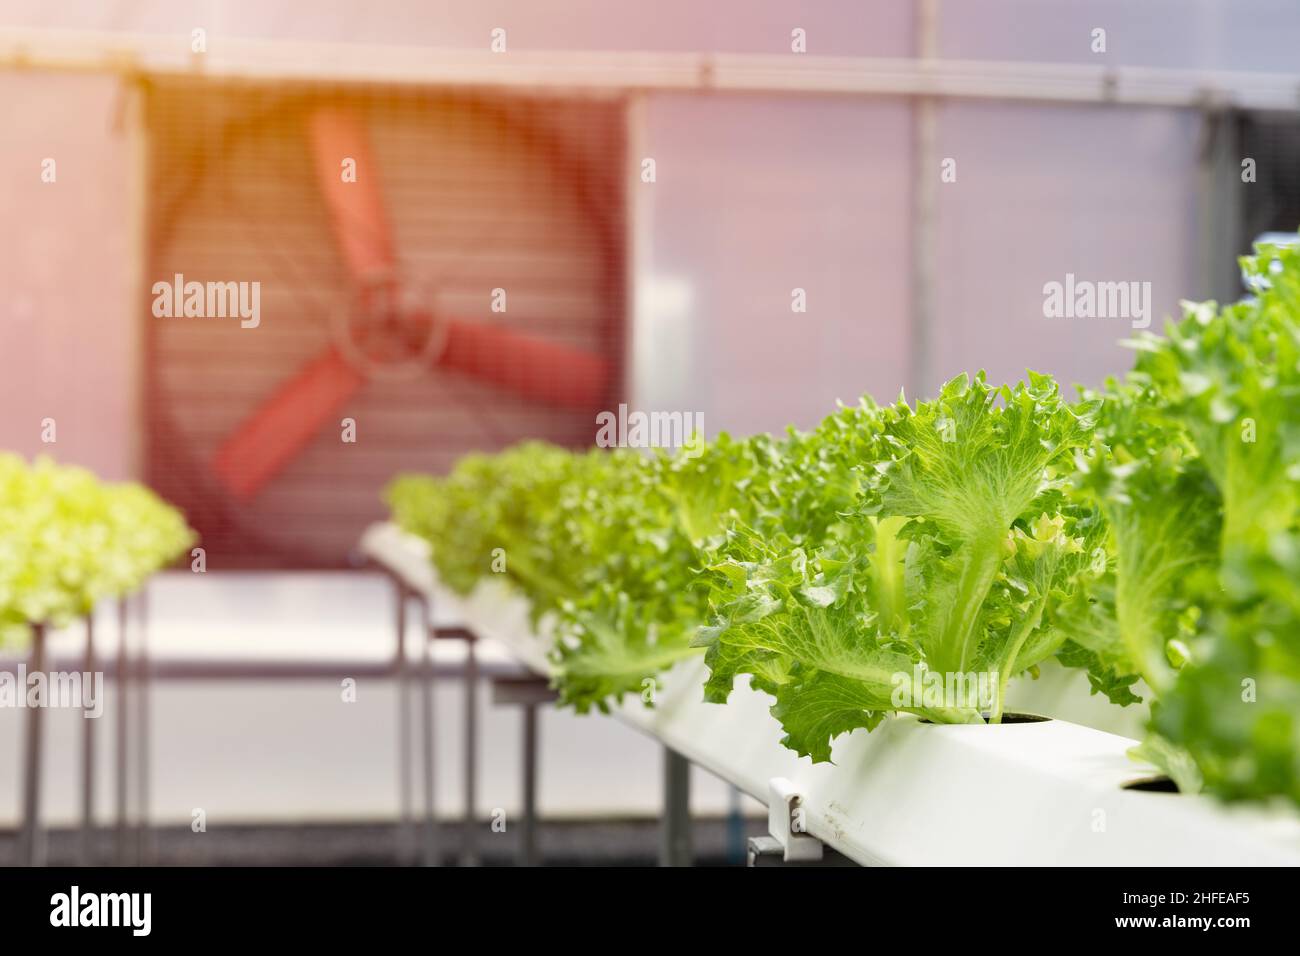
81,614,96,865
135,588,151,865
660,746,692,867
432,626,481,867
490,677,556,867
18,623,47,867
418,597,438,867
726,785,745,866
463,638,478,866
520,702,538,867
116,596,130,865
394,581,413,864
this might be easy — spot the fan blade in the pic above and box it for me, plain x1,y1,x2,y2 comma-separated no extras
438,320,611,410
213,346,365,500
307,108,396,282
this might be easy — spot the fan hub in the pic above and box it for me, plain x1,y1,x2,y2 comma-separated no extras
332,276,447,380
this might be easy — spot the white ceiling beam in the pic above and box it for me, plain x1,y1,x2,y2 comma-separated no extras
2,27,1299,111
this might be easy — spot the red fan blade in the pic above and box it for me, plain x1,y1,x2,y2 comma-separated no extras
208,109,383,501
213,346,365,500
307,108,396,282
437,320,611,410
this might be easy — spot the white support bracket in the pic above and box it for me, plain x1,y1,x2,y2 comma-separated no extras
767,777,823,863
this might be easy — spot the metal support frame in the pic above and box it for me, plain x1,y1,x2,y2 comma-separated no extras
3,568,544,868
109,588,152,866
432,625,480,866
417,596,437,868
115,596,130,864
725,785,746,865
18,623,47,867
135,588,151,865
15,610,110,867
659,746,692,867
521,702,537,866
463,637,477,866
393,579,413,864
491,676,558,866
81,614,96,865
393,582,439,867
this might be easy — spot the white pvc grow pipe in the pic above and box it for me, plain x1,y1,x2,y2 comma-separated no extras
362,522,1300,867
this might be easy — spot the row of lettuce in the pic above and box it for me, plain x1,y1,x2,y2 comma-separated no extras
0,456,194,647
388,241,1300,808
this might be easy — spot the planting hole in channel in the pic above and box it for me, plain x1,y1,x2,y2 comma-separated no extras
1122,776,1179,794
919,712,1051,725
992,712,1050,724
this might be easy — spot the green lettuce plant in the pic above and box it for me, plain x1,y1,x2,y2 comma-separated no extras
1060,240,1300,803
388,434,771,711
695,372,1104,761
387,236,1300,808
0,455,195,647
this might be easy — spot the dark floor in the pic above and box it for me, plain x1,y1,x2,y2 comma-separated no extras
0,816,767,867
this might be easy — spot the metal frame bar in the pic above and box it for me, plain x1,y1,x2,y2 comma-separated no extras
490,676,558,866
18,623,47,867
115,596,130,864
2,582,526,868
725,785,746,865
394,579,413,864
381,569,522,868
425,623,482,866
80,614,96,865
462,635,479,866
391,578,443,867
659,746,692,867
0,656,519,681
135,587,151,865
417,596,438,867
520,702,538,866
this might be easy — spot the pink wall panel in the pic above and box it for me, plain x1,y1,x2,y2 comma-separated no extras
930,101,1202,395
0,71,138,479
636,93,914,436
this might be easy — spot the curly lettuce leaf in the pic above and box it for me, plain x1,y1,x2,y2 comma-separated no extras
870,371,1098,677
697,372,1102,761
388,435,777,712
0,455,194,646
1124,238,1300,804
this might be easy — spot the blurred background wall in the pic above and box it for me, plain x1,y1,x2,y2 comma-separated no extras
5,0,1298,475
